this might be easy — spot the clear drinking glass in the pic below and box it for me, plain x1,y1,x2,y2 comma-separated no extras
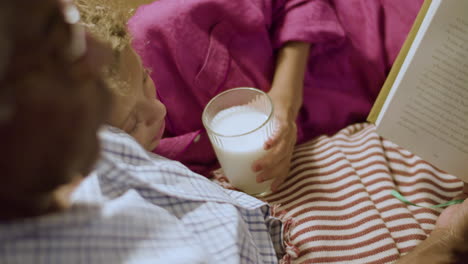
202,87,276,196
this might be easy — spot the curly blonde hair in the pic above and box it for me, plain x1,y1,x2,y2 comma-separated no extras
76,0,134,94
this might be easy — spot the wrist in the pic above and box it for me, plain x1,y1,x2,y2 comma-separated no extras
269,91,300,120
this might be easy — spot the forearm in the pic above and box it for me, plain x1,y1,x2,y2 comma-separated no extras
269,41,311,119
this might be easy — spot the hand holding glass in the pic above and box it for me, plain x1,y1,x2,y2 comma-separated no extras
203,88,276,196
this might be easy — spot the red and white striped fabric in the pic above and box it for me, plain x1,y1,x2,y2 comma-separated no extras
214,123,463,264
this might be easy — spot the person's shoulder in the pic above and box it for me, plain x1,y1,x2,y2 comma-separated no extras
71,171,104,204
99,126,159,164
96,126,203,187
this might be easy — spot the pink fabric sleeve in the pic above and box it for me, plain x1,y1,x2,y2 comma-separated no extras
270,0,345,50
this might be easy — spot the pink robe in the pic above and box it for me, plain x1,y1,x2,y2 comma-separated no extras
128,0,424,176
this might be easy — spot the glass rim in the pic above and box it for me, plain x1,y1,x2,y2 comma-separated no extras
202,87,274,138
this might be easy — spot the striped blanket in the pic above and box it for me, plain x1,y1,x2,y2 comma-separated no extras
214,123,463,264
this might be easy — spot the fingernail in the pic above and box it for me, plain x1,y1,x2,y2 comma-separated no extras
253,165,262,172
271,183,279,192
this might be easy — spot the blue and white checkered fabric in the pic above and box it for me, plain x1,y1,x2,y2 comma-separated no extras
0,127,283,264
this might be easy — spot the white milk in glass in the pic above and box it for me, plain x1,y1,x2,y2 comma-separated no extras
210,105,273,195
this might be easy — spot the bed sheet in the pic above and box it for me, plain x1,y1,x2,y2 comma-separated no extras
213,123,463,264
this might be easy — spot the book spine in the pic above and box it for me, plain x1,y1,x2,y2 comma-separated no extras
367,0,433,123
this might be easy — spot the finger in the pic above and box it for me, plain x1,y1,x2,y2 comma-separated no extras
436,204,462,228
255,160,290,190
271,163,291,192
463,182,468,195
452,183,468,200
254,130,296,174
256,153,290,182
255,139,289,171
270,146,295,189
271,175,287,192
254,138,290,173
454,192,468,200
267,126,297,151
264,125,287,150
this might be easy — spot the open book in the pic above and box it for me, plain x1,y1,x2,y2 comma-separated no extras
368,0,468,181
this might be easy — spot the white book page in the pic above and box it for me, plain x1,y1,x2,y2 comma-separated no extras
376,0,468,180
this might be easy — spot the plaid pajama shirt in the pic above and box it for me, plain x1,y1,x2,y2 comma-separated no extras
0,127,283,264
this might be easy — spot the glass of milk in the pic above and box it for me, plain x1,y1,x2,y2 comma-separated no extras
202,87,276,196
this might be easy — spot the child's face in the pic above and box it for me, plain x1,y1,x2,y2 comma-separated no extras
108,47,166,151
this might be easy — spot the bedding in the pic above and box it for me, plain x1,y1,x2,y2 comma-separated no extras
214,123,463,264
